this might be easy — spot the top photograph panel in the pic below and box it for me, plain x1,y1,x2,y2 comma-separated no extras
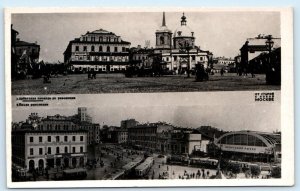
10,11,281,95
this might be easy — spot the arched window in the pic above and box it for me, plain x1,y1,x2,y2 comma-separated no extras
107,46,110,52
91,45,95,52
64,146,68,153
99,46,102,52
56,147,60,154
160,36,165,45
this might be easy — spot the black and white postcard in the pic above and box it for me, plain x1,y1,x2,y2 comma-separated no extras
5,7,294,187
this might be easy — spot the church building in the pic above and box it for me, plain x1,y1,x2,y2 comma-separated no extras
154,12,213,73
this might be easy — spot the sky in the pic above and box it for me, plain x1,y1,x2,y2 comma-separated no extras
11,11,280,62
12,92,281,132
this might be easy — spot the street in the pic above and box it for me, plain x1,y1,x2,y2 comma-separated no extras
12,73,280,95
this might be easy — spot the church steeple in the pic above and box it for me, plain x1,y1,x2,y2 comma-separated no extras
162,12,166,26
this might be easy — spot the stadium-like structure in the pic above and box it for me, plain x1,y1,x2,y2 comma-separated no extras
214,131,281,163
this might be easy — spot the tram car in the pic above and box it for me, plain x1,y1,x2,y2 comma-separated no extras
228,160,252,169
167,154,189,166
62,168,87,180
189,158,219,169
122,157,144,176
135,157,154,178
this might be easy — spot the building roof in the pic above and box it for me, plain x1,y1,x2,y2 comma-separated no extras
174,25,194,38
15,40,40,47
88,28,115,35
12,129,88,134
215,130,281,147
70,38,131,45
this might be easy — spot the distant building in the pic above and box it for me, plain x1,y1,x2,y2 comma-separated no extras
11,25,40,79
130,46,154,68
14,39,40,63
78,107,92,123
64,28,131,73
12,130,88,171
157,128,209,155
101,126,128,144
120,119,139,129
212,57,235,73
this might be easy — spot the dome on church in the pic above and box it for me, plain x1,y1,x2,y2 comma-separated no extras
174,13,194,38
174,25,194,37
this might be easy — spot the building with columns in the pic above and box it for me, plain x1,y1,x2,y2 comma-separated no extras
12,130,88,171
64,29,131,73
153,12,213,73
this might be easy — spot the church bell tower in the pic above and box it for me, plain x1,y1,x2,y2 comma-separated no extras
155,12,172,53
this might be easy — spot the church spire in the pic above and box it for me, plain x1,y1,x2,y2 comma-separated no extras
162,12,166,26
181,12,187,26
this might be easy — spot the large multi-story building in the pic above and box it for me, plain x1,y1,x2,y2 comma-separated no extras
12,130,88,171
15,107,101,145
127,122,173,151
128,122,207,155
213,130,281,163
64,29,131,73
101,126,128,144
152,12,213,73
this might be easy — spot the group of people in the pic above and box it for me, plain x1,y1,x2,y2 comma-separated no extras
178,169,211,179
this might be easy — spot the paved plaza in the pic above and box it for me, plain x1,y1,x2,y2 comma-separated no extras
12,73,280,95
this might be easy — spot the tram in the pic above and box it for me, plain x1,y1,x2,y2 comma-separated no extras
135,157,154,178
122,157,144,176
189,158,219,169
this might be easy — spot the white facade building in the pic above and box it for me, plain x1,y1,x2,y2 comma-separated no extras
12,130,88,171
154,12,212,72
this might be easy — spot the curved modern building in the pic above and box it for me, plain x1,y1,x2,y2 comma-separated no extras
214,131,281,163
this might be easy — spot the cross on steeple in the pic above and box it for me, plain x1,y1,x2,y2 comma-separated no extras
181,12,187,26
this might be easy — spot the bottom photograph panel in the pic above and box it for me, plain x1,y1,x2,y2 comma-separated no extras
8,92,286,187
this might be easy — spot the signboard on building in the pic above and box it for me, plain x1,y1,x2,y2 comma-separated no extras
218,144,272,154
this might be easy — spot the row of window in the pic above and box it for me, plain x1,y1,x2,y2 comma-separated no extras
38,124,77,131
29,135,84,143
75,45,126,53
29,146,84,156
73,55,128,62
82,36,120,43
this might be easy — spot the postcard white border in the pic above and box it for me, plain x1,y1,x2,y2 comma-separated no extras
5,7,294,188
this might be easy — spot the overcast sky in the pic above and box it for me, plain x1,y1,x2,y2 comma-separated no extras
12,92,281,132
11,11,280,62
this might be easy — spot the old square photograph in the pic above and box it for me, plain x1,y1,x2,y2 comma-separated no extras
9,10,282,94
9,92,282,184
